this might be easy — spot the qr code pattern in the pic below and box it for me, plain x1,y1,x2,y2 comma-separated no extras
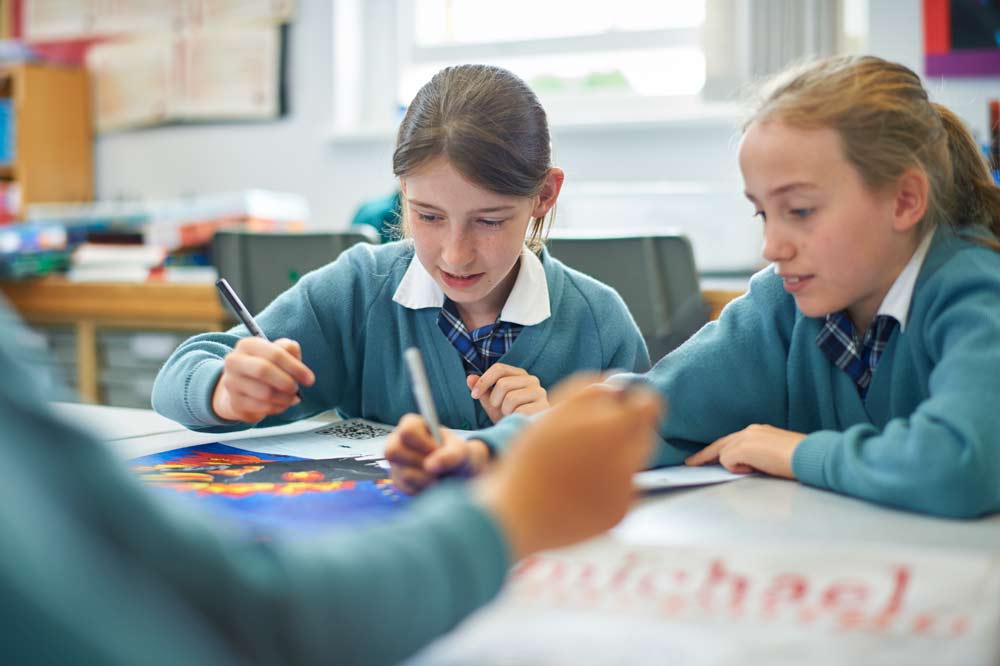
316,420,393,440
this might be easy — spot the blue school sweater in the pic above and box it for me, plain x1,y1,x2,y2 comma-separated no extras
152,241,649,432
0,298,509,666
478,228,1000,519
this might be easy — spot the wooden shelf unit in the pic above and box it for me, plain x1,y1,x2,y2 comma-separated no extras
0,62,93,216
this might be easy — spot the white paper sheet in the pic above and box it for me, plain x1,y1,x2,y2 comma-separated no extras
634,464,748,491
225,418,395,460
407,539,1000,666
215,417,474,462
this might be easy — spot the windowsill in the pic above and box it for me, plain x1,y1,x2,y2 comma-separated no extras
328,101,745,145
549,101,745,134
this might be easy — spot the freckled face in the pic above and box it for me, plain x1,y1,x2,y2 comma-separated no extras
739,120,909,329
401,157,535,317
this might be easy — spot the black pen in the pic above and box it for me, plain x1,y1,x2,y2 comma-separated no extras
215,277,303,399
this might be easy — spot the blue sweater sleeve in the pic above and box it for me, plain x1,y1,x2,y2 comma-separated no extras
792,260,1000,518
599,289,652,373
474,269,794,460
644,267,795,466
151,245,389,431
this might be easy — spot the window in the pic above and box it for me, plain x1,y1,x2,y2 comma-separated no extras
334,0,868,136
334,0,722,135
397,0,707,125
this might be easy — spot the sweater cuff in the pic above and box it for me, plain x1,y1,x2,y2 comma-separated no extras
791,430,837,489
185,358,244,428
469,413,531,456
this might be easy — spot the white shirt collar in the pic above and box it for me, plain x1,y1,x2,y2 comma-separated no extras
392,245,551,326
876,228,935,332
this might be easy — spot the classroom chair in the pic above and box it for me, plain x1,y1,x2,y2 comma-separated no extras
546,234,708,360
212,227,378,315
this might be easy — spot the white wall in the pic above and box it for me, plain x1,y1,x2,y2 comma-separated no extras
93,0,756,272
95,1,368,226
100,1,996,274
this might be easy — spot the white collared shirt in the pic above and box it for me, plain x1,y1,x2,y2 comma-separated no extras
876,228,935,332
392,245,551,326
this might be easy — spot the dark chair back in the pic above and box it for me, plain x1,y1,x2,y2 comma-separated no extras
212,227,377,314
546,234,707,360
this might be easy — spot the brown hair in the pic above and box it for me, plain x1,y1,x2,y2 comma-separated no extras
392,64,555,251
747,55,1000,246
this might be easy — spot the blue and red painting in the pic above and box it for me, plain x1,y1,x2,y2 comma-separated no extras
130,443,410,536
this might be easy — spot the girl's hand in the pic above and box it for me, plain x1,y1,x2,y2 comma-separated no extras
384,414,492,495
467,363,549,423
684,424,805,478
211,337,315,423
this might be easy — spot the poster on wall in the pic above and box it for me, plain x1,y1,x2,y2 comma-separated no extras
925,0,1000,76
86,25,285,132
18,0,293,131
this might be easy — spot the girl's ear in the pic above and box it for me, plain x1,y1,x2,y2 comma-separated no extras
399,177,408,196
892,167,929,232
531,168,565,217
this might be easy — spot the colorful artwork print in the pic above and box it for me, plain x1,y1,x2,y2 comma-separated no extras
130,442,410,535
924,0,1000,76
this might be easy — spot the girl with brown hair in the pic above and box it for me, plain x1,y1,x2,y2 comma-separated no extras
153,65,649,445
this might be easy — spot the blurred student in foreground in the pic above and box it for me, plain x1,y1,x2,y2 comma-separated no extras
0,299,660,666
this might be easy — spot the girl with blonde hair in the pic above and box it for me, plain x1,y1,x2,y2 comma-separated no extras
408,55,1000,518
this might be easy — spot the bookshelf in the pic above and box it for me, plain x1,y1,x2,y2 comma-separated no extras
0,62,93,220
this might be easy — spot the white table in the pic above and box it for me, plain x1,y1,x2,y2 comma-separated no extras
619,475,1000,551
58,403,1000,665
54,401,342,459
59,402,1000,552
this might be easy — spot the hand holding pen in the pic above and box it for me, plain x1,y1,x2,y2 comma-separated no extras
385,347,494,494
387,366,664,562
211,278,315,423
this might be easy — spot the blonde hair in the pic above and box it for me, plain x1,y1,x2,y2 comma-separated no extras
748,55,1000,245
393,64,555,252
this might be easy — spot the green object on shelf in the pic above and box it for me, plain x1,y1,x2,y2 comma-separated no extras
0,250,71,280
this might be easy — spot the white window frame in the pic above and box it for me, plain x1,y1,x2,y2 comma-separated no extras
331,0,849,139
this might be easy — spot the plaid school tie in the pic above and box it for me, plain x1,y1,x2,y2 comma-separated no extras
816,311,898,397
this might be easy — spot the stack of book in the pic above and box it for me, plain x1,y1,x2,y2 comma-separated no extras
0,190,309,281
67,242,166,282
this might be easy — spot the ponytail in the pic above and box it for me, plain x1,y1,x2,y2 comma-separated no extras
932,103,1000,245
